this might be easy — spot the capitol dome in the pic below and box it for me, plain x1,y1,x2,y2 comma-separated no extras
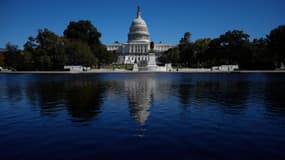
128,6,150,43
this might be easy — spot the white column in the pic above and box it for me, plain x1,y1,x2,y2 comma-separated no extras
136,45,138,53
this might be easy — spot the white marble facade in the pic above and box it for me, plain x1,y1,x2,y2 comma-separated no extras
106,6,175,64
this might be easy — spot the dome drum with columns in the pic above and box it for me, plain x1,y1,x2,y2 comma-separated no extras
106,6,175,64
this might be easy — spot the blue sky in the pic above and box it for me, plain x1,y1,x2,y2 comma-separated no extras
0,0,284,48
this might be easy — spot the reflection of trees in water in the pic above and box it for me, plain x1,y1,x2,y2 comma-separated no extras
27,81,65,112
194,80,249,114
265,80,285,116
0,78,25,104
178,84,192,107
64,80,105,122
5,85,23,104
27,77,107,122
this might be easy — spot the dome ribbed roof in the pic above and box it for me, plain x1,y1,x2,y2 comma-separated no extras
128,6,150,43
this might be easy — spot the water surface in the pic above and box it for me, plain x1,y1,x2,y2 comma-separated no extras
0,73,285,159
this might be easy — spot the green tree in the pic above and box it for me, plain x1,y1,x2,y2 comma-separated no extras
267,25,285,67
22,49,34,70
179,32,191,45
0,52,5,66
23,37,36,70
204,38,223,66
64,40,97,66
159,47,180,64
64,20,116,65
64,20,101,45
24,29,65,70
205,30,252,69
4,43,23,70
179,32,194,66
251,38,274,69
193,38,211,67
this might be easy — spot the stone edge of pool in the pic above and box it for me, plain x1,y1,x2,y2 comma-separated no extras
1,70,285,74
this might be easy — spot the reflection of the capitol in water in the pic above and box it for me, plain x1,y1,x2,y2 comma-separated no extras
124,76,170,126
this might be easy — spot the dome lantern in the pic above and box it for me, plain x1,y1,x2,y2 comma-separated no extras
137,6,141,18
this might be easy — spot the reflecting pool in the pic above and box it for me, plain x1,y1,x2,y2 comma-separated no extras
0,73,285,159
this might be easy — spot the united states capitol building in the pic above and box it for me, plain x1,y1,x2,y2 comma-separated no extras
106,6,175,64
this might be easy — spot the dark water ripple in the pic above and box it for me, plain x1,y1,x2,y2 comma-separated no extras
0,73,285,159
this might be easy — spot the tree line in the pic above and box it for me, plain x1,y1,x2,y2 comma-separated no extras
1,20,117,71
159,25,285,70
1,21,285,70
